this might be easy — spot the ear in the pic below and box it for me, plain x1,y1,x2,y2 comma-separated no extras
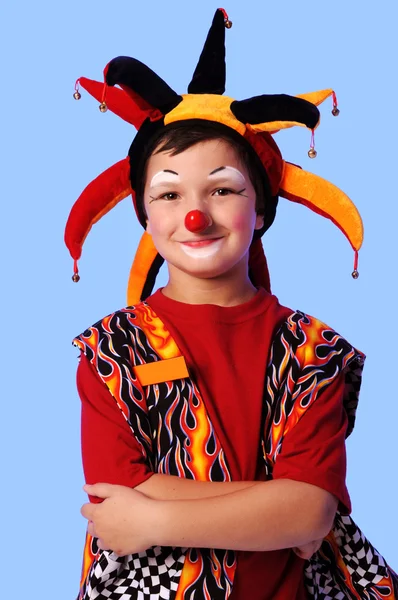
146,219,152,235
254,212,264,230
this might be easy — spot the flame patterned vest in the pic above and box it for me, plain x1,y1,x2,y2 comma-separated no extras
74,302,398,600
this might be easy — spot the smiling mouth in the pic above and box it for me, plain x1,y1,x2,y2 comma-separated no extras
180,237,223,248
179,237,225,259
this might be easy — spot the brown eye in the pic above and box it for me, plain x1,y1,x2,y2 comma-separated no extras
214,188,233,196
161,192,179,201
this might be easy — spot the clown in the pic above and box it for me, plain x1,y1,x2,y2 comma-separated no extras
66,8,397,600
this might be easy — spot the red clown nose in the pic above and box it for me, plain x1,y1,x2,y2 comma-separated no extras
184,210,211,233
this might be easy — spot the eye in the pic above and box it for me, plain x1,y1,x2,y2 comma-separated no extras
160,192,179,201
213,188,234,196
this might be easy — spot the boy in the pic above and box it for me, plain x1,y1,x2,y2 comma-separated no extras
66,9,397,600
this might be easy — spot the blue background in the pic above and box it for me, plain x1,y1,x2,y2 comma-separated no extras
2,0,397,597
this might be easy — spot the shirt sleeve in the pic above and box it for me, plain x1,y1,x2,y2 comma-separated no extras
77,353,153,501
272,372,351,514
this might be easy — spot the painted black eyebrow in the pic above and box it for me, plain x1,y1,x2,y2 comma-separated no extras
163,169,179,175
209,166,226,175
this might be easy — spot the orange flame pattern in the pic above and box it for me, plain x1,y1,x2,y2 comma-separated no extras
263,311,364,467
74,303,236,599
78,533,98,599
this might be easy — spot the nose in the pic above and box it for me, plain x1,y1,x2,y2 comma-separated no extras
184,210,212,233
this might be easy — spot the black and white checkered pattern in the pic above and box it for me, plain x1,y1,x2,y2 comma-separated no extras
304,513,390,599
305,560,349,600
80,546,186,600
334,514,388,588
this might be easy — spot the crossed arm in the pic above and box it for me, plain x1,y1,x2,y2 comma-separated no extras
78,356,345,557
82,475,335,557
136,474,337,552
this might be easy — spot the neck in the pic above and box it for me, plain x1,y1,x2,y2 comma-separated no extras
162,261,258,307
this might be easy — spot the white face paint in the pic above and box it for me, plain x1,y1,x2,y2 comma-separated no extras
207,166,246,187
149,171,180,188
180,239,224,259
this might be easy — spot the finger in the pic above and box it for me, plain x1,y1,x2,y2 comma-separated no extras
292,547,310,559
83,482,116,499
292,541,322,560
81,502,96,520
87,521,96,537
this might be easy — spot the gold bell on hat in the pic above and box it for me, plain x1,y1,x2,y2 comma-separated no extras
351,251,359,279
308,129,317,158
99,101,108,113
73,79,81,100
331,92,340,116
72,259,80,282
220,8,232,28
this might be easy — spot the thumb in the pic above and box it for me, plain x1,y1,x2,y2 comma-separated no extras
292,547,311,559
83,482,114,499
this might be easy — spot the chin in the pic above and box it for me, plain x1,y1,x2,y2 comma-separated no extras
171,256,246,281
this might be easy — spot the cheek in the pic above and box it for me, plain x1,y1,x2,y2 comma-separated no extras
146,207,178,238
230,214,248,231
221,194,257,233
228,208,257,233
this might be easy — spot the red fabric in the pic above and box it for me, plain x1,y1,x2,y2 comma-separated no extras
78,77,149,128
77,356,153,504
146,288,290,482
147,288,350,600
78,287,350,598
244,130,283,196
229,374,350,600
65,157,132,260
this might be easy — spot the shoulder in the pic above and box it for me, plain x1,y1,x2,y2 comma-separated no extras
72,302,151,358
271,309,365,371
266,310,365,438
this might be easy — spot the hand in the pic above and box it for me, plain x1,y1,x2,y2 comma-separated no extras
81,483,159,556
292,538,323,560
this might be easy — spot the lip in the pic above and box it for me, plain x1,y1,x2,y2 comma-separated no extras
180,237,223,248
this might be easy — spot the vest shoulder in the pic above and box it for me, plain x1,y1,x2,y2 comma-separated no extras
273,309,365,368
72,301,151,349
268,310,365,439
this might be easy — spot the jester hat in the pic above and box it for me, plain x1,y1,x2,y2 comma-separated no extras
65,8,363,305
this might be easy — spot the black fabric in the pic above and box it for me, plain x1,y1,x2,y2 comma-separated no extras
141,253,165,301
188,9,226,95
106,56,182,115
231,94,320,129
128,116,165,204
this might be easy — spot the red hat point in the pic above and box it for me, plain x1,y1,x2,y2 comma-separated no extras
184,210,211,233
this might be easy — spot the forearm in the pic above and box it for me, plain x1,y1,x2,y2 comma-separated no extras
135,474,259,500
154,478,337,551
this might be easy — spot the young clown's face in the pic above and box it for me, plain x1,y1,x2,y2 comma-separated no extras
143,139,264,281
